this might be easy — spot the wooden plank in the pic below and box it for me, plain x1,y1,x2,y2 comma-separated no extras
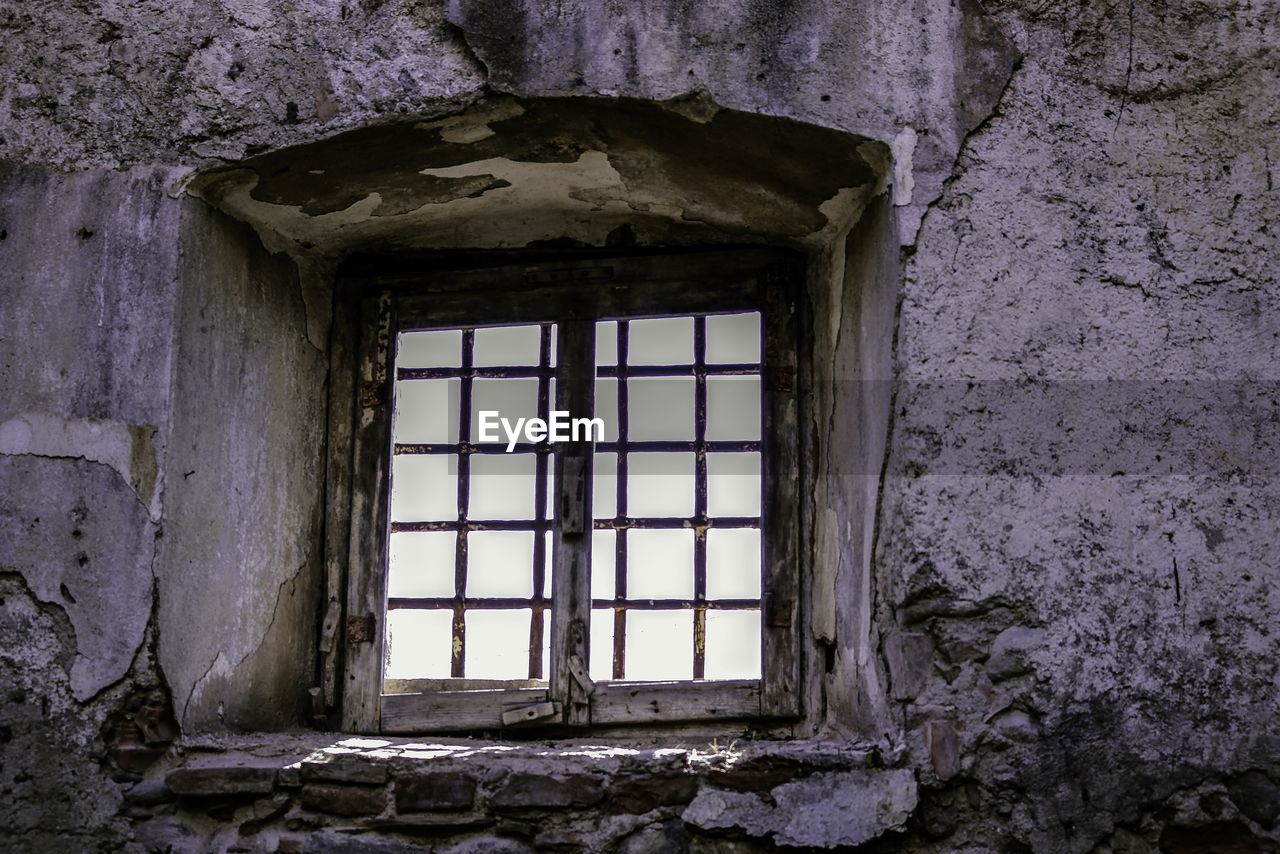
319,286,358,712
341,292,394,733
342,247,793,297
760,260,803,718
384,678,548,694
591,680,760,725
381,687,550,733
550,318,596,726
395,277,763,330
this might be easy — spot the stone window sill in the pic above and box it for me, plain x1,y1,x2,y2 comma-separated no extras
131,734,917,850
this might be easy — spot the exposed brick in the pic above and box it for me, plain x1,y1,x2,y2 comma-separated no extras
395,771,477,812
490,773,605,810
166,765,277,796
300,784,387,817
605,772,698,814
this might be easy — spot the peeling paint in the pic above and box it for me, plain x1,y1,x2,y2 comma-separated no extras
0,413,161,522
187,98,882,255
891,126,917,208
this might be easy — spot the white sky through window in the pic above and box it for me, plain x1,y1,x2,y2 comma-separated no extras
384,313,762,683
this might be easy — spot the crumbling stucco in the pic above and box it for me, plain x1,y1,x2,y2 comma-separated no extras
188,96,885,255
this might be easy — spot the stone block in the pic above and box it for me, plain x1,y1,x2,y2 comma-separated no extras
395,771,478,812
883,630,935,700
606,772,699,814
683,769,918,848
166,765,277,796
123,779,175,808
300,784,387,817
301,757,389,785
926,720,960,782
986,626,1045,682
490,772,605,810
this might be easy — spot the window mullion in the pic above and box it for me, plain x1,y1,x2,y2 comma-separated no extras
549,318,596,726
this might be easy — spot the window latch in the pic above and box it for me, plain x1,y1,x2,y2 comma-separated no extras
568,653,596,698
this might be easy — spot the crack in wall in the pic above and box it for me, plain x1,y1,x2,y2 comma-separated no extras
180,560,308,727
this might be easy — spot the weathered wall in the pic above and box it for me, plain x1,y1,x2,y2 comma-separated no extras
0,165,181,849
2,0,1278,851
157,202,327,732
0,169,330,843
873,0,1280,848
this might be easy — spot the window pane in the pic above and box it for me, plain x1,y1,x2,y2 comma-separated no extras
465,610,531,679
540,610,550,677
473,324,541,366
542,530,553,598
628,452,695,517
706,529,761,599
628,529,694,599
472,378,539,443
595,320,618,367
590,608,615,679
706,376,761,441
628,317,694,365
391,454,457,521
625,611,693,680
388,532,456,598
593,452,617,519
707,452,760,517
393,379,459,444
469,453,536,520
399,329,462,368
385,610,452,679
706,312,761,364
466,531,535,598
704,610,761,679
629,377,694,441
591,530,617,599
593,378,619,442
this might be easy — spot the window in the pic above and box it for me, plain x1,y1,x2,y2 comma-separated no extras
330,249,801,733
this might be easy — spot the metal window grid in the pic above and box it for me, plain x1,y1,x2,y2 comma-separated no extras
387,315,763,681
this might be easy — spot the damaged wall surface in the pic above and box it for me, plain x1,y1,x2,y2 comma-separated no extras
1,0,1278,851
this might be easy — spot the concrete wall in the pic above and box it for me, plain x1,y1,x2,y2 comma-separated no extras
1,0,1277,850
157,203,327,732
0,168,328,844
0,165,181,848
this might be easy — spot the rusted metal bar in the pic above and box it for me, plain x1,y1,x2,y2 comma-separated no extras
399,365,551,381
389,514,757,535
451,329,475,678
613,320,630,680
693,316,708,679
528,323,553,679
397,362,758,381
392,516,761,534
389,597,760,611
395,440,761,455
595,363,758,378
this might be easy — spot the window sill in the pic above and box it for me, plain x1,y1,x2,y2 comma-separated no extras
138,733,917,850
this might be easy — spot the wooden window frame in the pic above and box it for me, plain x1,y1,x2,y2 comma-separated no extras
323,248,803,734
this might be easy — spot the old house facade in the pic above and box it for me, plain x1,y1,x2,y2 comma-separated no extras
1,0,1277,851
